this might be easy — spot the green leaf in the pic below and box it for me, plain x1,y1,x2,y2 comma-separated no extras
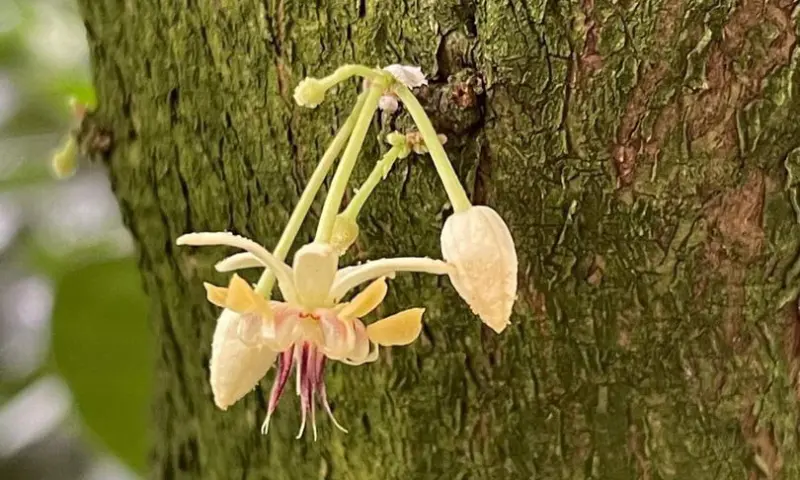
51,257,152,473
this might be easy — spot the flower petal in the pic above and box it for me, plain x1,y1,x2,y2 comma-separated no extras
177,232,297,302
225,274,273,319
292,242,338,308
204,282,228,308
215,252,265,272
382,64,427,88
345,319,371,362
366,308,425,346
317,312,352,359
329,257,452,302
210,309,278,410
338,277,387,320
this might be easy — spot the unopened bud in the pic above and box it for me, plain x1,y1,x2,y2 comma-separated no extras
440,206,517,333
330,214,359,254
51,135,79,179
293,77,327,108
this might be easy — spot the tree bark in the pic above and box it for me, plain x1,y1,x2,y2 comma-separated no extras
78,0,800,478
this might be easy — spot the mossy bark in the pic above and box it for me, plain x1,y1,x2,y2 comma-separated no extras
78,0,800,478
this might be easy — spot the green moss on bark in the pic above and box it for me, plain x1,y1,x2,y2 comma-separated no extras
78,0,800,478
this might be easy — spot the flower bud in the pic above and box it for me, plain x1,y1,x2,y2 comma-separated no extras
293,77,327,108
378,94,399,113
440,206,517,333
329,214,359,254
51,135,79,179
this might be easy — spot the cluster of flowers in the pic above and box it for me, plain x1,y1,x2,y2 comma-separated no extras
177,65,518,440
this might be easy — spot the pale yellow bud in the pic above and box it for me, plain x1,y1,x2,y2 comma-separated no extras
293,77,327,108
329,214,359,254
440,206,517,333
51,135,79,179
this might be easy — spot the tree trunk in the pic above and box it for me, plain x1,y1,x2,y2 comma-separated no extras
78,0,800,478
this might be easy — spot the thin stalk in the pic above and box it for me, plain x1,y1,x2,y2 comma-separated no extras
254,93,367,296
315,82,385,243
341,144,405,221
319,65,379,89
395,85,472,213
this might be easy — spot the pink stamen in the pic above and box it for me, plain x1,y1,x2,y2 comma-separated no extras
316,355,348,433
296,344,311,439
261,342,349,438
308,347,319,441
261,348,294,435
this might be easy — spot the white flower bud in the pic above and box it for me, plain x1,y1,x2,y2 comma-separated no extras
440,206,517,333
293,77,327,108
378,94,399,113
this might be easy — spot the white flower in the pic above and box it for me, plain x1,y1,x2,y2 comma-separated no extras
376,64,427,112
440,206,517,333
383,64,427,88
177,232,452,439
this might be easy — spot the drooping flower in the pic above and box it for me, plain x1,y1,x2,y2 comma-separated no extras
440,206,518,333
177,232,451,439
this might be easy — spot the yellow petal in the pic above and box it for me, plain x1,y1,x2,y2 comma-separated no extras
224,274,273,319
224,274,254,313
366,308,425,346
339,277,388,320
204,282,228,308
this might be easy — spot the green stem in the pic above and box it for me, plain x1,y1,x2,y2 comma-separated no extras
341,144,404,221
320,64,379,90
315,82,385,243
254,92,368,296
395,85,472,213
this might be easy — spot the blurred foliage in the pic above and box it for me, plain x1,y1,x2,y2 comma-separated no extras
0,0,151,478
51,258,152,473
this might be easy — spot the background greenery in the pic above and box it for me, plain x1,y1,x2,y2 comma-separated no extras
0,0,151,477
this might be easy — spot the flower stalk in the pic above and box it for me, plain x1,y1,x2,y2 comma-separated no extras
340,140,409,223
254,92,368,296
315,79,387,243
394,85,472,213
